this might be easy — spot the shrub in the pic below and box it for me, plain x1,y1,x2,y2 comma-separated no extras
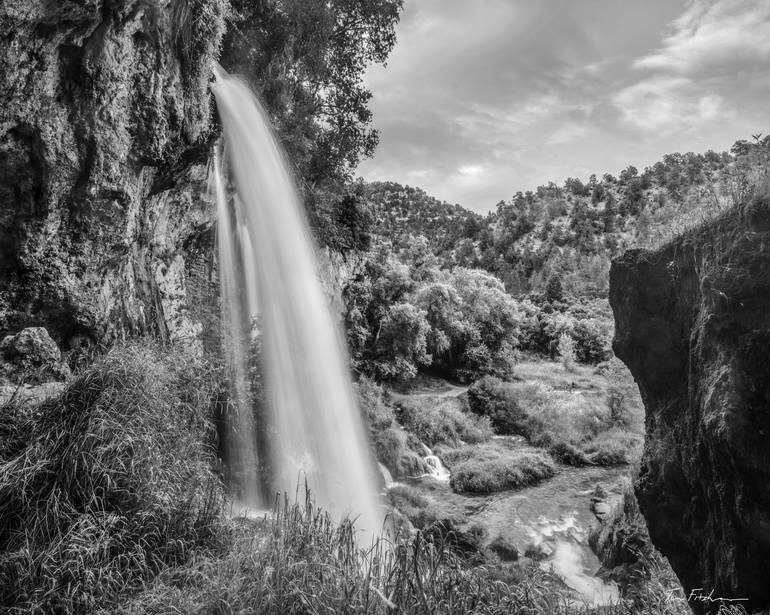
466,376,526,433
466,375,641,467
0,344,224,614
557,333,577,372
571,318,613,364
372,426,428,479
396,397,493,447
358,375,397,433
548,441,592,466
386,485,452,530
583,429,642,466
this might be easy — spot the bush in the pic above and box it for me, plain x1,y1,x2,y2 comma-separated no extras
396,397,492,447
466,375,641,467
372,426,428,479
557,333,576,372
572,318,613,364
583,429,641,465
386,485,453,530
466,376,526,433
548,441,592,466
0,344,224,614
358,376,397,433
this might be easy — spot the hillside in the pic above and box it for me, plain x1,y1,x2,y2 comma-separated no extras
364,137,769,300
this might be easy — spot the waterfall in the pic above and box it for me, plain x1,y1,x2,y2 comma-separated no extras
211,148,261,508
211,66,382,537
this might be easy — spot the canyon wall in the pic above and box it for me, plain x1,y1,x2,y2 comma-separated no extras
610,197,770,612
0,0,228,353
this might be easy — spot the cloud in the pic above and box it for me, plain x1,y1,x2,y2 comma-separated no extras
359,0,765,212
612,0,769,134
635,0,770,75
613,77,730,131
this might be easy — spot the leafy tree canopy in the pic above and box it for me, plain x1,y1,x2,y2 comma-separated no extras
221,0,403,185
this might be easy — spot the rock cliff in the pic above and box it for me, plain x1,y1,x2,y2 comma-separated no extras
0,0,228,353
610,197,770,612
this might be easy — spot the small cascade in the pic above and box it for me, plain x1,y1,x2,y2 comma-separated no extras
378,462,398,491
211,66,382,537
527,514,620,606
418,443,451,482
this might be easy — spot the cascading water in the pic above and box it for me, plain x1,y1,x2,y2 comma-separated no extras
211,149,261,508
211,66,382,537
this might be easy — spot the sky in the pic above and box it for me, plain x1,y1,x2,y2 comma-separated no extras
358,0,770,213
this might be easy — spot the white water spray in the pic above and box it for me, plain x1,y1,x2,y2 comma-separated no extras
211,148,261,507
211,66,382,536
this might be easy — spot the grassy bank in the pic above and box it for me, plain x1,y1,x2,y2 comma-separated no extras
467,359,644,466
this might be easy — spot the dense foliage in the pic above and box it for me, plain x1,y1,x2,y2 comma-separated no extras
342,239,615,383
0,346,685,614
344,244,522,382
221,0,403,251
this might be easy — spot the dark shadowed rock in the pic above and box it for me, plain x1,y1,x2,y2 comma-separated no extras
423,519,487,563
489,535,518,562
609,197,770,613
1,326,70,383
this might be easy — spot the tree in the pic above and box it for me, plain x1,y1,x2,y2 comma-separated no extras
222,0,404,184
544,274,564,303
603,195,617,233
369,303,431,381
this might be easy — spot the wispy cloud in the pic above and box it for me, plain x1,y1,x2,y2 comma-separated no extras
613,77,729,131
635,0,770,75
613,0,770,134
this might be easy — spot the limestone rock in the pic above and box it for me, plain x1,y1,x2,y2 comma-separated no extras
0,0,227,350
609,197,770,612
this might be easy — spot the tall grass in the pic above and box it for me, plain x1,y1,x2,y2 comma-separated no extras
396,396,493,447
117,489,588,615
0,344,224,614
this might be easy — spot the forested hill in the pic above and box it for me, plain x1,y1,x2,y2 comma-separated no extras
365,182,485,254
363,137,769,299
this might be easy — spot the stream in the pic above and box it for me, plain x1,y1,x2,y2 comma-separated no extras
386,384,627,607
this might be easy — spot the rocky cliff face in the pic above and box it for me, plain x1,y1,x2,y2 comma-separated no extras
610,197,770,612
0,0,228,353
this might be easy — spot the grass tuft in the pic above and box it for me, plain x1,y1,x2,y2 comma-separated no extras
443,443,556,493
0,343,224,614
